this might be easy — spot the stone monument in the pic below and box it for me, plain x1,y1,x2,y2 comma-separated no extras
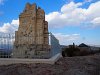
12,3,50,58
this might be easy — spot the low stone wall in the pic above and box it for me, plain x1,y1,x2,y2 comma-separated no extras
0,53,62,65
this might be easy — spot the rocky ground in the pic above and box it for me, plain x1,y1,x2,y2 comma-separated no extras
0,54,100,75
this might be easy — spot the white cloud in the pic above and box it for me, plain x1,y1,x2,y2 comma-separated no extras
0,19,19,33
46,1,100,28
61,2,82,13
85,1,100,18
53,33,80,45
91,17,100,27
11,19,19,25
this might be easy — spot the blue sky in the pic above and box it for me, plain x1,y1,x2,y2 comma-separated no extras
0,0,100,46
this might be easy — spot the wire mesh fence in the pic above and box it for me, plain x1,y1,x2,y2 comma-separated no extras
0,33,15,58
0,33,61,58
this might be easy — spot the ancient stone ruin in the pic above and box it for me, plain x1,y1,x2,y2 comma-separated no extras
12,3,50,58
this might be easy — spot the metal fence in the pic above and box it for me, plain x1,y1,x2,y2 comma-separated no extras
0,33,61,58
49,33,61,56
0,33,15,58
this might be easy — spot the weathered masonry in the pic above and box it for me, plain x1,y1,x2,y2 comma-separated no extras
12,3,50,58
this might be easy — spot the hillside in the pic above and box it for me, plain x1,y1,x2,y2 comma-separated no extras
0,54,100,75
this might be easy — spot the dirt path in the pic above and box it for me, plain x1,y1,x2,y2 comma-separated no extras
0,54,100,75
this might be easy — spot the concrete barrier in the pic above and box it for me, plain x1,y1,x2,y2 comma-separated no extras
0,53,62,65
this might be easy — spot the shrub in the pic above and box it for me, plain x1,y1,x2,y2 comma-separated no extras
62,47,80,57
